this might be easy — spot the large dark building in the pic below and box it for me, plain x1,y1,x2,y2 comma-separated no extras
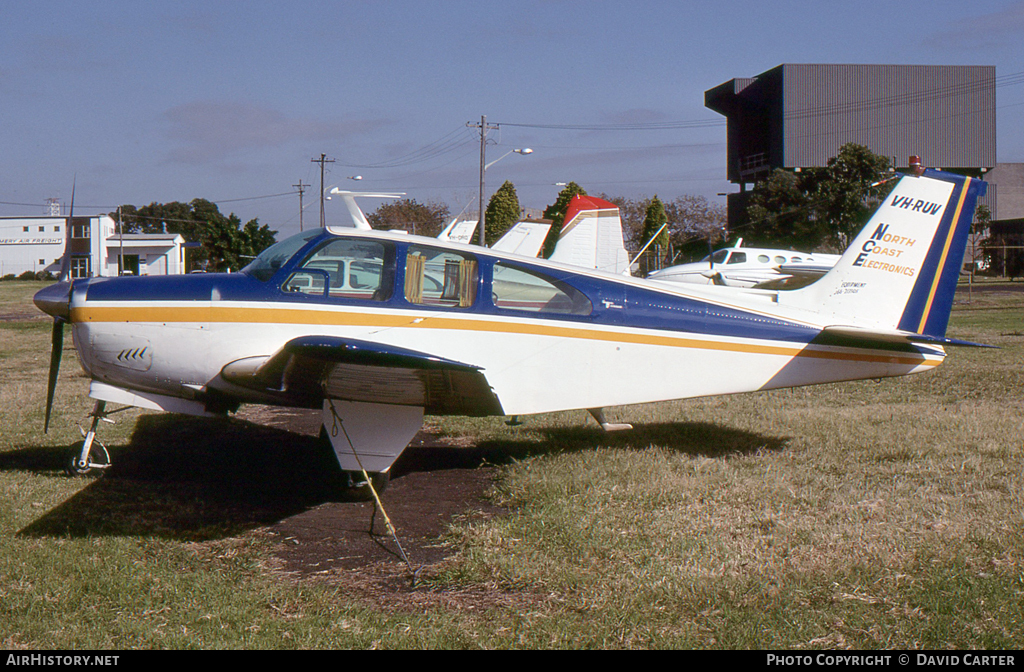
707,63,996,184
706,64,1003,226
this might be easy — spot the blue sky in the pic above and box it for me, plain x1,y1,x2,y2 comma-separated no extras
2,0,1023,238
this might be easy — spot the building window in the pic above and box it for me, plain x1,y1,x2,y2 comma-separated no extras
22,226,28,232
70,257,91,279
39,259,45,265
72,223,90,238
38,226,45,232
54,226,61,232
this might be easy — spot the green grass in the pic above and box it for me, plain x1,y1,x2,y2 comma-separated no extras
0,284,1022,649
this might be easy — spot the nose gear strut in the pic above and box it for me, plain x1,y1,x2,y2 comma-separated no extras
64,400,120,476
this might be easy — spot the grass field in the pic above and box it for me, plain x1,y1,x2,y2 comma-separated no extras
0,279,1022,649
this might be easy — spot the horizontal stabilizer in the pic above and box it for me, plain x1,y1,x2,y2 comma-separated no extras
327,189,405,230
820,325,995,349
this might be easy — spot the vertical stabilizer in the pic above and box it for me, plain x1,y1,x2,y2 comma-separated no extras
437,219,478,244
785,170,986,338
491,221,551,257
549,195,631,274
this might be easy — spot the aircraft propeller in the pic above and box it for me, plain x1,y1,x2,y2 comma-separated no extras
34,181,75,432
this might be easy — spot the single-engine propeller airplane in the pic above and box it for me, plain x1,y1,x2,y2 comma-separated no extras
35,167,986,492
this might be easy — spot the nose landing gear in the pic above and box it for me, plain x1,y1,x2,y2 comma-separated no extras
64,400,115,476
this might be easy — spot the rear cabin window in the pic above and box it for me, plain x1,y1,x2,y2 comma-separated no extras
282,238,391,301
492,263,592,315
404,245,478,308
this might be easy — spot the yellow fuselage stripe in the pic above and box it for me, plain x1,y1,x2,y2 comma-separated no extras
71,304,941,368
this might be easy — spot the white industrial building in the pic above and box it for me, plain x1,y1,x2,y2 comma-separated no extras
0,215,185,278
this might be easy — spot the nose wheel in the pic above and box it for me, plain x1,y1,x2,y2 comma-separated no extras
64,401,115,476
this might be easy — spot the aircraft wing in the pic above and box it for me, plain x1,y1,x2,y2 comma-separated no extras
221,335,503,415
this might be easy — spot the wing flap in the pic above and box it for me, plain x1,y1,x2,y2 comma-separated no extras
222,336,503,415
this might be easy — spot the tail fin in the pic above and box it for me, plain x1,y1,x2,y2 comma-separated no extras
549,195,631,275
437,218,478,244
786,169,986,338
491,220,551,256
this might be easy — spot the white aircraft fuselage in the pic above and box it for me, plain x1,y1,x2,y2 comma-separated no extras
648,242,840,288
36,169,987,477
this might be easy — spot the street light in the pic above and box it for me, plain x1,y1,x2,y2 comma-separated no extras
478,148,533,246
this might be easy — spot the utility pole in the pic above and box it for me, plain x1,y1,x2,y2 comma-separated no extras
311,154,335,228
467,115,499,246
293,180,309,231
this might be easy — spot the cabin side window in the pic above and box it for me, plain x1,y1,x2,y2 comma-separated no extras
727,252,746,264
492,263,592,316
282,238,392,301
404,245,478,308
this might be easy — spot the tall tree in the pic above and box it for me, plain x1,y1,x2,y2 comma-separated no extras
639,196,669,273
745,143,894,252
113,199,277,272
542,182,588,258
597,193,727,257
484,180,520,245
641,196,669,249
366,198,450,237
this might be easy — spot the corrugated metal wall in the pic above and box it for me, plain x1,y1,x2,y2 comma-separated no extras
779,64,995,170
708,64,996,180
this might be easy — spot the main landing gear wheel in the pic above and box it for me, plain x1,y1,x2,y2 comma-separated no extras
342,469,390,495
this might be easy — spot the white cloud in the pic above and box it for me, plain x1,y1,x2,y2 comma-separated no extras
925,1,1024,52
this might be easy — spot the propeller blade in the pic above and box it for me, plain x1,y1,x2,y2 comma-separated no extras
56,178,75,282
44,317,66,433
43,177,75,432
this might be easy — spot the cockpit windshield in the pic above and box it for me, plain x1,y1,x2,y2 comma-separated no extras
702,249,729,264
242,229,321,281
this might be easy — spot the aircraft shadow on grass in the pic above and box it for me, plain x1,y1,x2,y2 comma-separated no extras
11,413,788,541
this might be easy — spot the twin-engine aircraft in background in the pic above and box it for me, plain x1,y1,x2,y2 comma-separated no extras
647,239,840,289
35,168,987,490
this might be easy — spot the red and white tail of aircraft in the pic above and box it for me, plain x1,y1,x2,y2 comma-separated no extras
548,195,631,274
